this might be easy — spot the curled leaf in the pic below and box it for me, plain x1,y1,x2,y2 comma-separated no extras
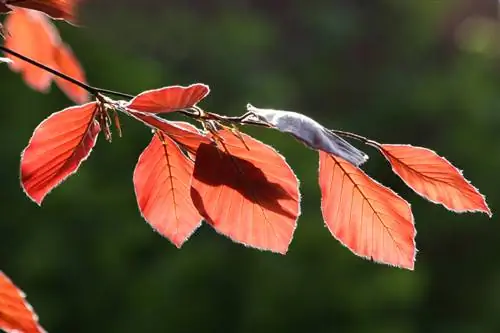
319,152,416,269
127,111,210,153
246,103,368,166
0,271,45,333
21,102,100,204
191,130,301,254
134,133,202,247
380,144,491,216
127,83,210,113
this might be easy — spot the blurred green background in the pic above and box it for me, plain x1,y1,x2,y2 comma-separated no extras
2,0,500,332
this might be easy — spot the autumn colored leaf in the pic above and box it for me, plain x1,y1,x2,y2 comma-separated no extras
0,271,45,333
127,110,210,153
21,102,100,204
246,103,368,166
5,0,77,21
127,83,210,113
191,130,300,254
319,152,416,269
54,43,89,104
379,144,491,216
4,8,60,91
134,132,202,247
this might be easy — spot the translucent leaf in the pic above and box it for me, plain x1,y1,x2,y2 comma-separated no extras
319,152,416,269
246,103,368,166
4,9,60,92
191,130,300,254
6,0,77,21
380,144,491,216
0,271,45,333
54,43,89,104
21,102,100,204
134,133,202,247
127,83,210,113
127,111,210,153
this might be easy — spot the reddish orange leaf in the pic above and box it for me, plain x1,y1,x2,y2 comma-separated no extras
4,9,60,91
21,102,100,204
0,271,45,333
319,152,416,269
134,133,202,247
127,111,210,153
380,144,491,216
127,84,210,113
6,0,77,21
191,130,300,254
54,43,89,104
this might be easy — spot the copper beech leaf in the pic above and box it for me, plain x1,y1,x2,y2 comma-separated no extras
4,8,88,103
134,133,202,247
5,0,77,21
126,110,210,153
380,144,491,216
21,102,100,204
319,152,416,269
191,130,300,254
0,271,45,333
4,8,60,92
54,43,89,104
127,84,210,113
246,103,368,166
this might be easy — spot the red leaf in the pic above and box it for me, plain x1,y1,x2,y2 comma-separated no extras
6,0,77,21
21,102,100,204
191,130,300,254
0,271,45,333
380,144,491,216
54,43,89,104
134,133,202,247
127,83,210,113
127,111,210,153
4,9,60,92
319,152,416,269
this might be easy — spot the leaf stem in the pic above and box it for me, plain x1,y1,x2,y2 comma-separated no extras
0,45,134,99
330,129,381,149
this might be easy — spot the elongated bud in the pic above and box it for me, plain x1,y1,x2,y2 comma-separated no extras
246,103,368,166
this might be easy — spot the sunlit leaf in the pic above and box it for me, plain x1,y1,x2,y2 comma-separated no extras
54,43,89,104
319,152,416,269
191,130,300,254
246,103,368,166
380,144,491,216
127,110,210,153
6,0,77,21
4,8,60,92
0,271,45,333
134,133,202,247
127,83,210,113
21,102,100,204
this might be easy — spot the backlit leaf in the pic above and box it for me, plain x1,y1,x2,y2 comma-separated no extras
191,130,300,254
246,103,368,166
21,102,100,204
4,8,60,91
134,133,202,247
6,0,77,21
319,152,416,269
54,43,89,104
380,144,491,216
127,110,210,153
127,83,210,113
0,271,45,333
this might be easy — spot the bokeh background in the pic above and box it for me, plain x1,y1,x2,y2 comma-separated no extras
2,0,500,332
